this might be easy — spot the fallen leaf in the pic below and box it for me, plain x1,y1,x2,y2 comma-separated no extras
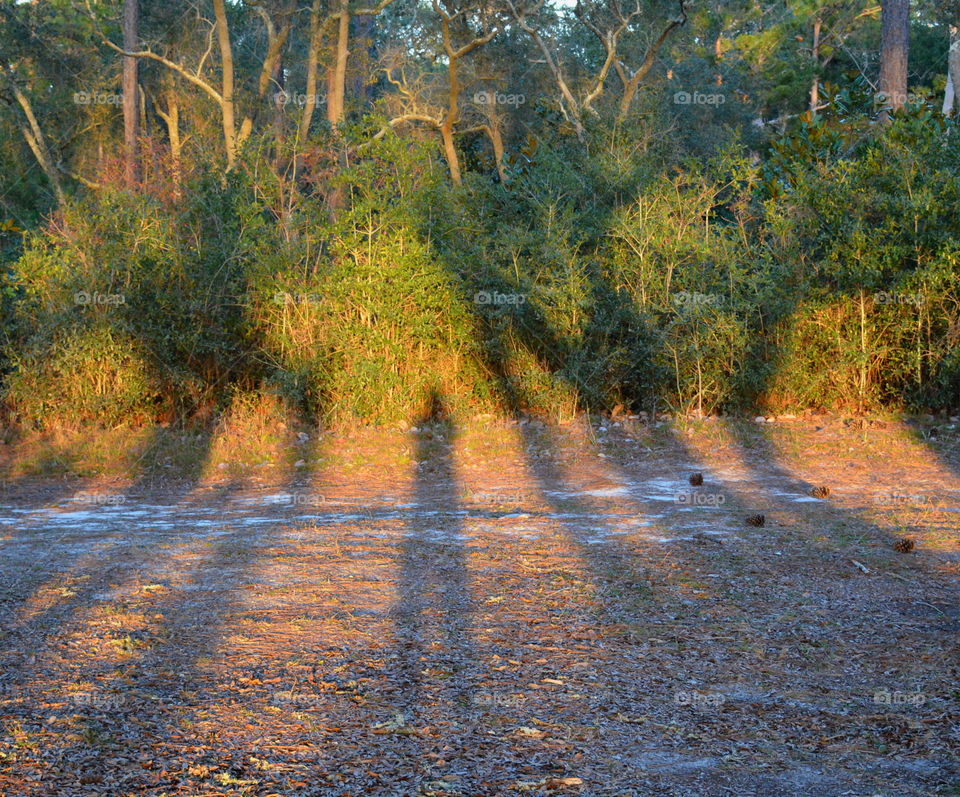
516,726,546,739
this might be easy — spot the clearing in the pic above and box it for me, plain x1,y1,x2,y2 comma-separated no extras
0,415,958,795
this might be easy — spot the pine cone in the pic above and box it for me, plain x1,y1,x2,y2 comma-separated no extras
745,513,765,527
893,537,915,553
689,472,703,486
810,485,831,498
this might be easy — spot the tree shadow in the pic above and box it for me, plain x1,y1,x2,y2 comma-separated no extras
0,401,328,792
390,391,476,775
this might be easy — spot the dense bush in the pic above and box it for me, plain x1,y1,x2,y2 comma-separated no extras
2,105,958,430
3,177,259,428
754,109,960,412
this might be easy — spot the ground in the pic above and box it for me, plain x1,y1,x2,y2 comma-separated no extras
0,414,958,796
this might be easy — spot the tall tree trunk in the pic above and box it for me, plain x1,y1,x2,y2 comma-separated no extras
351,14,374,102
140,84,159,182
238,2,295,148
213,0,237,168
439,13,463,184
944,26,960,115
272,54,285,148
123,0,140,188
1,64,64,204
328,0,350,126
809,15,822,117
156,89,181,200
299,0,324,140
325,1,352,210
440,123,461,185
485,117,507,183
878,0,910,121
617,11,686,121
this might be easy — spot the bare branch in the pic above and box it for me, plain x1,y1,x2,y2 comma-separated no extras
84,0,225,106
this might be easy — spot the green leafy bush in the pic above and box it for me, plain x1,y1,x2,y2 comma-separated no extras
2,107,958,430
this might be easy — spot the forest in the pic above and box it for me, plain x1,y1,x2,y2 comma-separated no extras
1,0,958,431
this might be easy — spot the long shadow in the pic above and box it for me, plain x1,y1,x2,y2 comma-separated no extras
0,191,251,633
0,368,244,661
400,155,960,792
0,160,289,665
0,176,339,792
0,403,327,793
390,392,477,787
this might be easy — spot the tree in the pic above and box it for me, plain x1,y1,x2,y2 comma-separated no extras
506,0,687,137
797,2,880,118
0,61,65,204
123,0,140,187
878,0,910,118
941,23,960,113
374,0,503,184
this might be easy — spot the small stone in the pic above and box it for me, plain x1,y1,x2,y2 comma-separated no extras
294,459,307,468
217,463,228,470
754,416,766,424
766,416,776,423
297,432,310,443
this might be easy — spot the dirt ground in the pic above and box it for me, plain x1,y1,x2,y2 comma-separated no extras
0,414,958,796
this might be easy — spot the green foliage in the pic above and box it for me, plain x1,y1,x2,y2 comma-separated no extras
754,109,960,412
5,325,157,429
3,176,261,428
3,104,960,429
